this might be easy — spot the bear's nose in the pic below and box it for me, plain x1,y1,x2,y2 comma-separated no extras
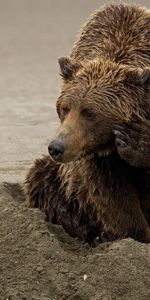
48,140,66,161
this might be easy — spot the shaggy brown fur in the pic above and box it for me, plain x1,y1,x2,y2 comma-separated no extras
25,4,150,244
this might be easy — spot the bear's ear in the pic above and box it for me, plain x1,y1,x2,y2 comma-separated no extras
125,67,150,86
58,57,81,80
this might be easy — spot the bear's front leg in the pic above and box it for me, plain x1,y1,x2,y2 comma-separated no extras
114,116,150,168
24,156,61,222
24,156,102,245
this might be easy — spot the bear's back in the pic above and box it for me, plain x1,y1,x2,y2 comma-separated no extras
71,4,150,68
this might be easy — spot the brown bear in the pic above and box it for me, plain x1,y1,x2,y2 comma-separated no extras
24,4,150,245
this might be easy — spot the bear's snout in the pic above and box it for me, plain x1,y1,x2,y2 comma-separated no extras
48,140,66,162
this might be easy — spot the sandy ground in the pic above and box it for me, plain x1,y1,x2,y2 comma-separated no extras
0,1,150,299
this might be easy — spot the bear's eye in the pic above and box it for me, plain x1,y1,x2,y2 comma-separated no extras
61,105,70,115
81,109,96,120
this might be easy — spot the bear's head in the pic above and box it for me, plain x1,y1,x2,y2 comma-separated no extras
48,57,150,163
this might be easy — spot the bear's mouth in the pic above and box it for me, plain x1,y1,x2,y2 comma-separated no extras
58,139,115,163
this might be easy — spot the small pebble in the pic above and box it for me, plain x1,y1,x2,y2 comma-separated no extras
83,274,87,281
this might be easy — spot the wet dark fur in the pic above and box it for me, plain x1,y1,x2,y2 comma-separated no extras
25,4,150,245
